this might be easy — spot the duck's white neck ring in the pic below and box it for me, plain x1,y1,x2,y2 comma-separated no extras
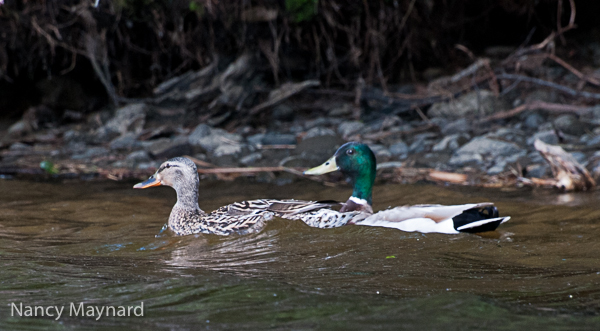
349,196,370,206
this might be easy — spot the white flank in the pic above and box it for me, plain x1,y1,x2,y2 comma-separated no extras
356,217,459,234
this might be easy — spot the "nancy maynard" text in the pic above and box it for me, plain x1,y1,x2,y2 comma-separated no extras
9,302,144,320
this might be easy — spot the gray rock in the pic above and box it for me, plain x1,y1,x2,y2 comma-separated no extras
448,153,483,166
554,114,588,136
409,132,437,153
570,151,587,165
524,89,559,104
188,124,242,153
63,141,87,156
304,127,337,139
414,153,452,169
110,133,141,150
262,133,296,145
71,147,109,160
586,134,600,146
389,141,409,157
63,129,88,143
527,130,558,145
98,103,147,139
288,123,305,134
137,161,161,170
377,161,403,169
7,120,28,137
338,121,365,137
486,128,526,145
527,150,546,164
487,161,507,175
368,144,391,158
432,134,469,152
9,142,31,150
486,151,527,175
271,104,295,121
188,124,212,142
526,164,550,178
328,103,354,117
144,136,192,159
240,152,263,166
455,136,523,157
126,150,151,162
523,112,545,129
428,90,509,118
213,143,244,157
295,135,344,163
440,118,470,135
305,117,341,130
591,105,600,120
246,133,266,147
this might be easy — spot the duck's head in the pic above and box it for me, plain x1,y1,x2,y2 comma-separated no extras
133,157,199,194
304,142,376,206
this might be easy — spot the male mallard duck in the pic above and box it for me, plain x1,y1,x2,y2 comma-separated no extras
269,142,510,234
134,157,275,236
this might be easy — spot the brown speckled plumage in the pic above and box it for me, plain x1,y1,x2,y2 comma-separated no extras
135,157,274,236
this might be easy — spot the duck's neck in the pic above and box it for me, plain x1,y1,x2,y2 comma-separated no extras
169,183,206,234
350,171,374,206
173,180,203,213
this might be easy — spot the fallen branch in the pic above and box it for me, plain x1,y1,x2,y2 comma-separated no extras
529,139,595,191
496,74,600,100
478,101,590,123
545,53,600,87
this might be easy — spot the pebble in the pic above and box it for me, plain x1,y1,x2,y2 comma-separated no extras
338,121,365,137
389,141,409,157
303,127,337,139
432,134,469,152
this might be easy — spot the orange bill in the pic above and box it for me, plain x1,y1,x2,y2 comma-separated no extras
133,176,161,189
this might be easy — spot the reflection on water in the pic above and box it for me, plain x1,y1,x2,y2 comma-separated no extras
1,178,600,329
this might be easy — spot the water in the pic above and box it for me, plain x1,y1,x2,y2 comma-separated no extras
1,178,600,330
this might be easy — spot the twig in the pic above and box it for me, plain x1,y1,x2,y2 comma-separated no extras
478,101,589,123
545,53,600,86
414,107,431,124
496,73,600,99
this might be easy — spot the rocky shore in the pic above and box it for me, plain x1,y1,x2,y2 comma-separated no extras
3,65,600,190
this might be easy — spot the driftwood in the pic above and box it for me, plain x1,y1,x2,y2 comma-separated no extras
521,139,596,191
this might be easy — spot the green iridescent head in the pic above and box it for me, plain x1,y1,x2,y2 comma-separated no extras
304,142,376,205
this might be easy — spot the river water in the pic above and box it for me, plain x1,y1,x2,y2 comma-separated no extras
1,178,600,330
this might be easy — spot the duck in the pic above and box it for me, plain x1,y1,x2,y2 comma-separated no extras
268,142,510,234
133,157,275,236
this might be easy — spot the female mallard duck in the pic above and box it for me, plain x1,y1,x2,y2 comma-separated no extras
269,142,510,234
134,157,275,236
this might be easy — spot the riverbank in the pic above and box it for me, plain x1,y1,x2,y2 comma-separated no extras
2,49,600,190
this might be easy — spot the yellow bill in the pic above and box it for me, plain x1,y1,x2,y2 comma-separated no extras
304,156,339,175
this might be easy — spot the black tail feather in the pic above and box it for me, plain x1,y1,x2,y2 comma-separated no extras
453,206,502,233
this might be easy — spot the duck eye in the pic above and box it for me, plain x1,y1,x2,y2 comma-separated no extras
346,149,354,155
165,164,171,169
